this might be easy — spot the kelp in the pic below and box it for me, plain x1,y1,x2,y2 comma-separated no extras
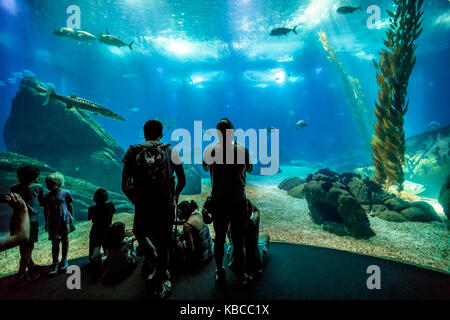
371,0,424,190
318,31,372,149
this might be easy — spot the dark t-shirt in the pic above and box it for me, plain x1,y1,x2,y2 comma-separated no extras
88,202,115,232
203,143,252,203
11,183,44,222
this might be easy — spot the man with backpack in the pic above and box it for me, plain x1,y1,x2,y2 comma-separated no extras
122,120,186,299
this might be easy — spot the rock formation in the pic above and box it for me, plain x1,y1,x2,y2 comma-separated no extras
281,169,442,227
303,170,375,238
3,77,125,192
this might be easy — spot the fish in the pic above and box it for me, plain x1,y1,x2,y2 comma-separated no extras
122,73,139,79
53,27,77,37
288,110,296,118
98,27,133,50
294,120,307,130
43,86,125,121
72,30,97,41
336,5,362,14
270,26,298,36
390,181,425,195
129,106,140,112
427,121,441,130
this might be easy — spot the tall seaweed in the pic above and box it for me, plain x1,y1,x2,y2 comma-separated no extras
318,31,372,149
371,0,424,190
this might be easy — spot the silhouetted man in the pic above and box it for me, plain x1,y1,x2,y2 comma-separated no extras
122,120,185,298
203,118,253,285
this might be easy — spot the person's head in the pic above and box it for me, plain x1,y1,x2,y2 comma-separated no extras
177,200,199,220
93,188,108,205
45,172,64,191
144,120,163,141
216,118,234,144
105,222,125,249
17,165,40,185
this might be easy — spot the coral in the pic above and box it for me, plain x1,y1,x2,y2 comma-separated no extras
318,31,373,149
371,0,424,190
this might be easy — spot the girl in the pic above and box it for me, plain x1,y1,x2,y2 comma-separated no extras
43,173,74,275
177,200,214,264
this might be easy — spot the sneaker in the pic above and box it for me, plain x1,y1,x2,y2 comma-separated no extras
239,273,251,286
48,263,59,276
154,280,171,299
215,268,226,284
58,260,69,272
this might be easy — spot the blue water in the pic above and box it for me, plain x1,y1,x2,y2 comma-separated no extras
0,0,449,164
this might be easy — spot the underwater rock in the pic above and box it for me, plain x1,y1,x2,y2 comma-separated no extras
278,177,305,191
400,206,439,223
304,172,375,239
377,210,408,223
438,175,450,219
181,166,201,195
343,175,371,205
0,152,133,232
407,202,441,222
287,183,306,199
384,198,410,212
3,77,125,192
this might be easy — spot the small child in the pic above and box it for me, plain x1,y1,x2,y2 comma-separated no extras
88,188,115,261
103,222,137,277
10,165,44,284
43,173,75,275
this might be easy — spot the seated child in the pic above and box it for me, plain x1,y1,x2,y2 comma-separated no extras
175,200,214,266
104,222,137,277
43,173,75,275
10,165,44,284
88,188,116,261
223,200,270,280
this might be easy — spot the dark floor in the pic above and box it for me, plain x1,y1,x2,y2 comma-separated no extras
0,242,448,300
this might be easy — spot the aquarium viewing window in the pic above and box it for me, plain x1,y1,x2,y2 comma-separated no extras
0,0,448,314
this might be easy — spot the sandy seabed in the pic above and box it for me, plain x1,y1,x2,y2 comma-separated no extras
0,184,448,277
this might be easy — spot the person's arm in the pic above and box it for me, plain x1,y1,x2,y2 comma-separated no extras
183,223,195,253
88,206,93,221
121,148,135,202
66,192,74,219
38,187,44,207
43,200,49,231
172,148,186,199
0,193,30,251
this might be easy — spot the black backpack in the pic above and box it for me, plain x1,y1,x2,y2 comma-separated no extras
128,143,174,200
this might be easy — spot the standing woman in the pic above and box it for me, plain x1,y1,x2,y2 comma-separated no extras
43,173,75,275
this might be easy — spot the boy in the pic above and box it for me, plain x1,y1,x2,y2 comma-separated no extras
88,188,116,261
